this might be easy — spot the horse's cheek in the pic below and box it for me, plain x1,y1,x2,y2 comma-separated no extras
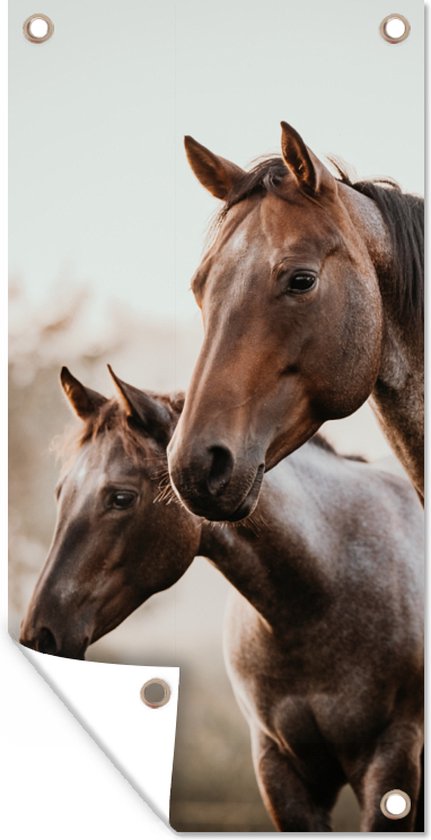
312,279,382,417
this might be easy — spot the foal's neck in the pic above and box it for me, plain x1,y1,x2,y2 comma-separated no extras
197,455,332,629
340,183,424,497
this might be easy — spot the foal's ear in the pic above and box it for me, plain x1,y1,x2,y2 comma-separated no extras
107,365,172,443
60,367,107,419
184,136,245,200
280,122,333,195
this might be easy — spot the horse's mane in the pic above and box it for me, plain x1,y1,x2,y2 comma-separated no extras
332,161,423,329
310,433,367,464
53,394,183,475
216,156,424,329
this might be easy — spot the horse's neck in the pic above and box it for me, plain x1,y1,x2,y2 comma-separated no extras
197,456,332,628
340,183,424,497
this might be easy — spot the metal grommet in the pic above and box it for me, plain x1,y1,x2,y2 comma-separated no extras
140,679,171,709
23,13,54,44
380,789,412,820
380,14,411,44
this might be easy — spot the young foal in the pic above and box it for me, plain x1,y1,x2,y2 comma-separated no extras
20,368,424,832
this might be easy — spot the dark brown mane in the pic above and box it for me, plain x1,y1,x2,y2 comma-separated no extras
218,156,424,329
310,433,337,454
332,162,424,330
80,400,140,452
310,433,367,464
54,393,184,474
222,157,287,213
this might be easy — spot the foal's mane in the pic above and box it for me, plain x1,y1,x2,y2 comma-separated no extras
310,433,367,464
215,156,424,329
54,394,182,475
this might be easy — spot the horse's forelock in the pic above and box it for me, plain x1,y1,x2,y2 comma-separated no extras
51,399,125,472
220,157,287,217
53,392,184,476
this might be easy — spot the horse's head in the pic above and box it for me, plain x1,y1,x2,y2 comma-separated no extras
168,122,383,520
20,368,201,658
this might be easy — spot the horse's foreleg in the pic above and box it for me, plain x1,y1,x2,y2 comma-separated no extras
349,722,423,832
251,731,337,831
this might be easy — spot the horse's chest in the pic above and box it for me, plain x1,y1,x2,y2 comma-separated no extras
227,611,399,755
242,652,395,763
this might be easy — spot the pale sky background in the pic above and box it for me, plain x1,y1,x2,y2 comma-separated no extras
10,0,424,324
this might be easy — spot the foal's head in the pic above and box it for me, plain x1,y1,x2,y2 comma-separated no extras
168,122,384,520
20,368,200,658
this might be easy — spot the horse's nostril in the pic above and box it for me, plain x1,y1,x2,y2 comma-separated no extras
207,445,234,496
36,627,58,655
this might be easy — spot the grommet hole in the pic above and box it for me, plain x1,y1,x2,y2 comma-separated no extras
380,14,411,43
23,14,54,43
380,789,411,819
140,678,171,708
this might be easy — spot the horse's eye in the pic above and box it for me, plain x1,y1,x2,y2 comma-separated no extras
286,272,318,294
110,491,137,510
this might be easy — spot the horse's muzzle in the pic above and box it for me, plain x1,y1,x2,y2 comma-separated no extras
168,438,265,521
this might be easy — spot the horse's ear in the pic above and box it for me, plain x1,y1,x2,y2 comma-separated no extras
280,122,333,195
184,136,245,200
60,367,107,419
107,365,172,443
169,392,185,416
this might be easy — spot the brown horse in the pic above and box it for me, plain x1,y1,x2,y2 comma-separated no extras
20,369,424,831
167,122,423,521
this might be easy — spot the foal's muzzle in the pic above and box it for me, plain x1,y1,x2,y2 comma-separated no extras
20,619,89,660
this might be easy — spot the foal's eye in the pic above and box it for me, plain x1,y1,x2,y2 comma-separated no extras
285,271,318,295
110,491,137,510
